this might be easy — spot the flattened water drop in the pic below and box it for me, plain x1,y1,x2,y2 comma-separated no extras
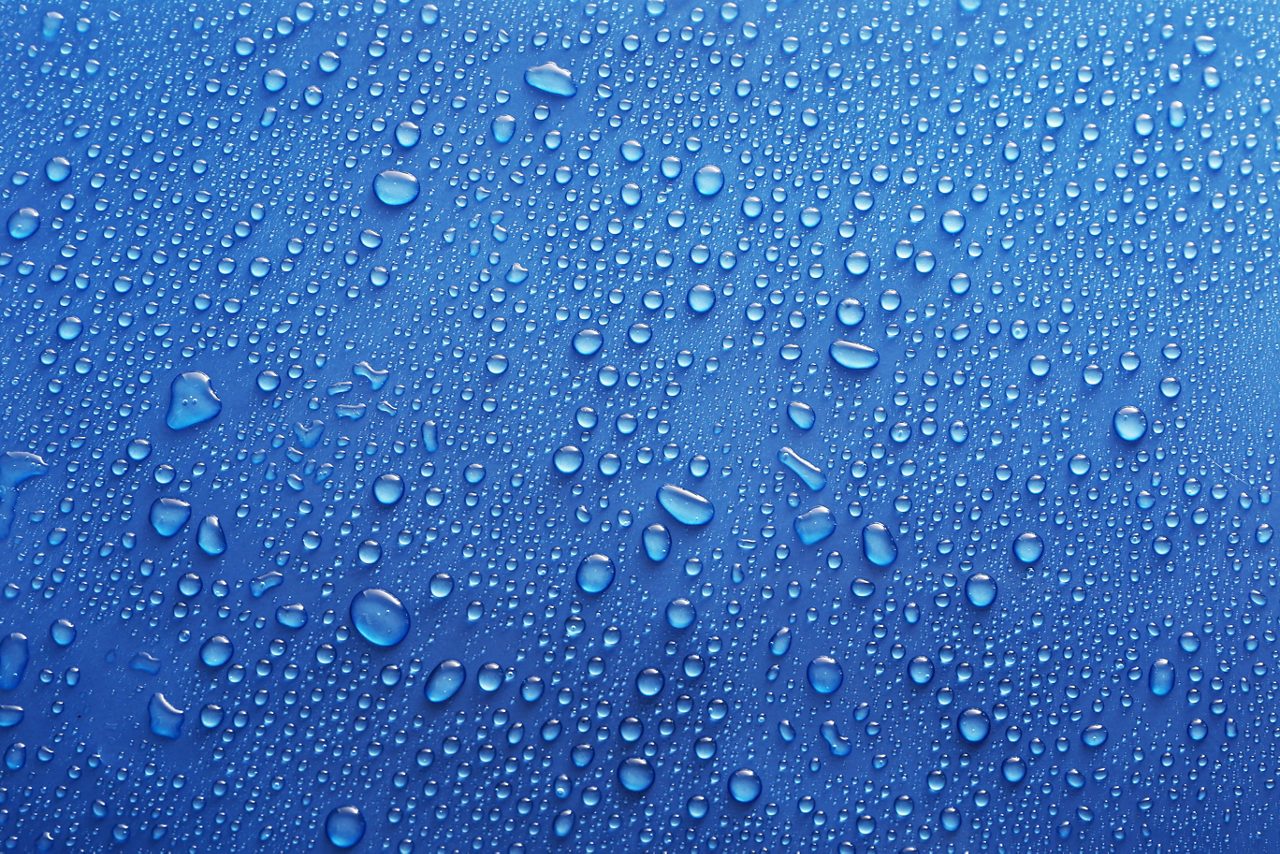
830,340,880,371
524,62,576,97
373,169,420,206
657,484,714,526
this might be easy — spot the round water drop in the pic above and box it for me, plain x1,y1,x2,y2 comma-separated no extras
693,165,724,196
1002,757,1026,784
325,805,366,849
425,659,466,703
1013,532,1044,565
908,656,934,686
6,208,39,240
642,524,671,562
1148,658,1176,696
618,758,655,793
1112,405,1147,442
844,251,870,276
149,498,191,538
50,619,75,647
1082,724,1108,748
861,522,897,567
657,483,715,526
941,209,966,234
727,769,762,804
572,328,603,356
964,573,998,609
665,598,695,629
199,635,234,668
349,588,410,647
830,340,879,371
576,553,616,595
553,446,584,475
687,284,716,313
807,655,843,695
636,668,664,697
372,473,405,505
957,708,990,744
373,169,420,206
45,157,71,183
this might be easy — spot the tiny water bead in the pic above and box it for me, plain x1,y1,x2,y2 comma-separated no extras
373,169,420,206
349,589,411,648
1112,405,1148,442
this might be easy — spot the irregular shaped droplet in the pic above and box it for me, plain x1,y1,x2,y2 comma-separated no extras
0,706,23,728
1112,405,1148,442
830,339,879,371
524,62,576,97
807,655,843,695
0,451,48,541
657,484,714,526
325,805,366,849
196,515,227,556
149,498,192,538
778,447,826,491
794,506,836,545
861,522,897,567
350,589,410,647
148,692,184,739
166,372,221,430
0,634,30,691
576,553,616,595
373,169,420,206
425,659,466,703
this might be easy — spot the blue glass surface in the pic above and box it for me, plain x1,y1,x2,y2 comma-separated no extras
0,0,1277,850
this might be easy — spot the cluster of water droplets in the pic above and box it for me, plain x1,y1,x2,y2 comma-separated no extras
0,0,1276,851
